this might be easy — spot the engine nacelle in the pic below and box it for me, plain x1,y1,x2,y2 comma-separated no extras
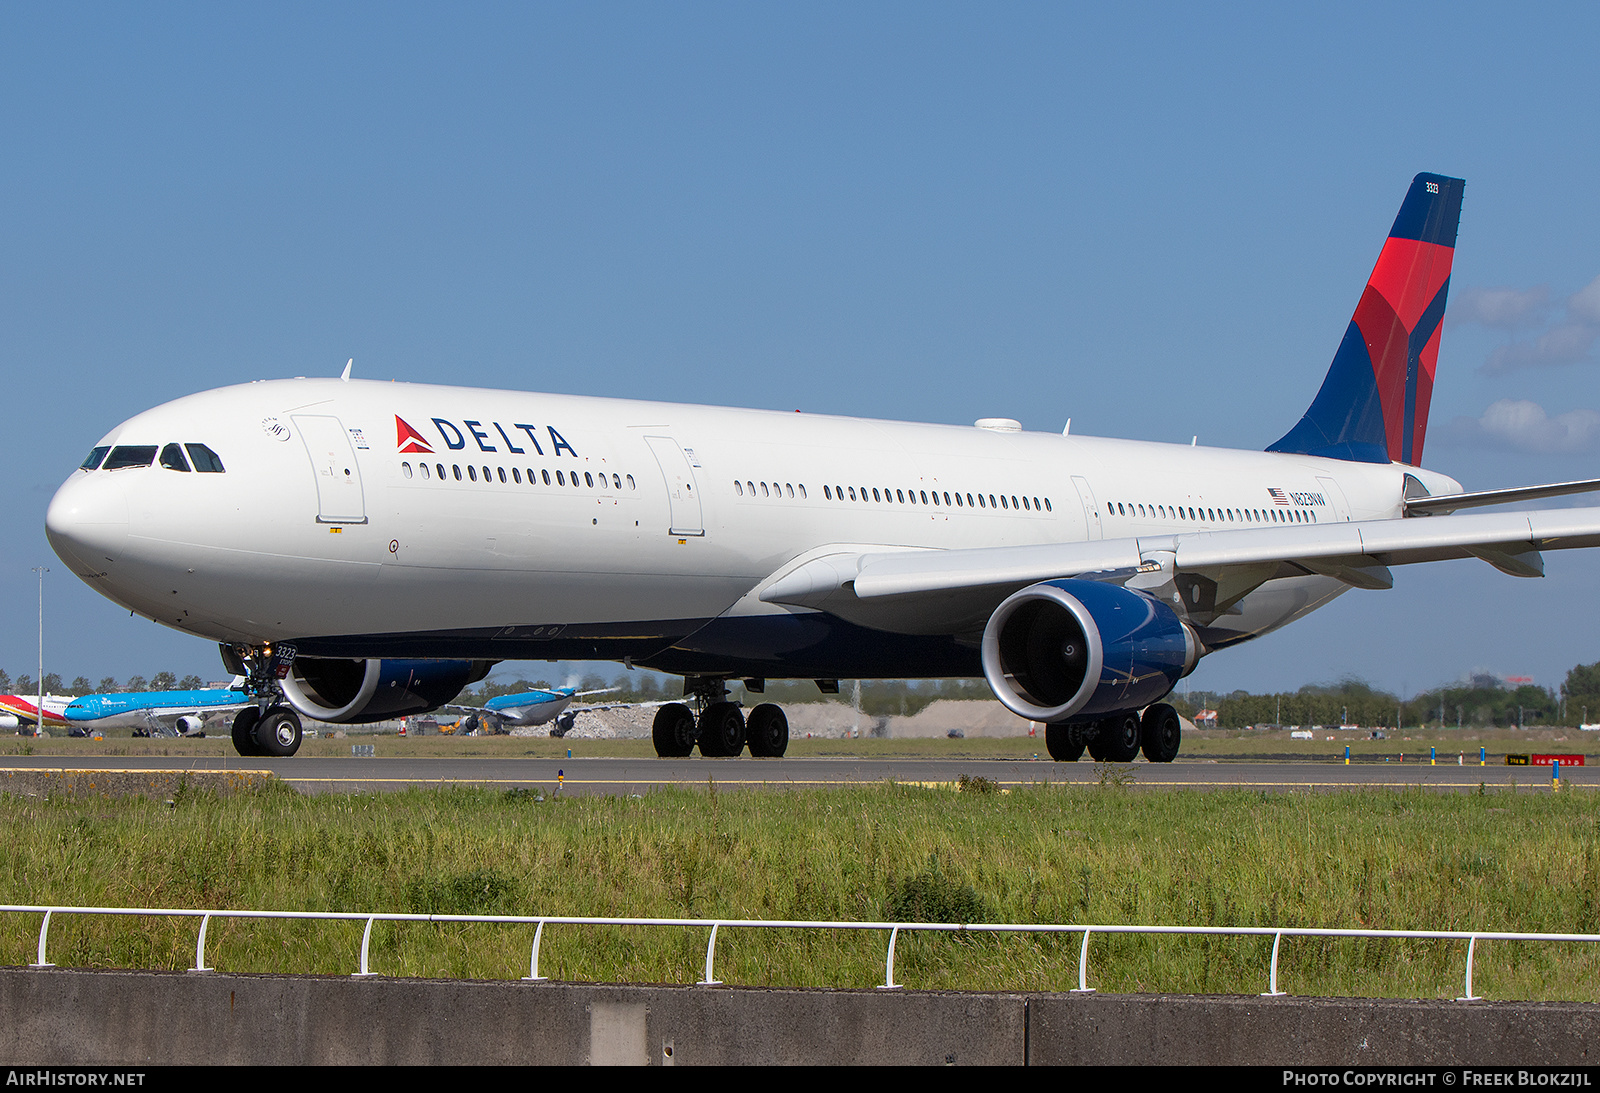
981,579,1198,724
281,658,490,724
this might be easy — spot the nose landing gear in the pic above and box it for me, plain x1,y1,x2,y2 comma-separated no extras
230,705,304,757
222,642,306,758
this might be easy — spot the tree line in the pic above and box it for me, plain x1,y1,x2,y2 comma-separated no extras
1170,666,1600,729
0,671,207,696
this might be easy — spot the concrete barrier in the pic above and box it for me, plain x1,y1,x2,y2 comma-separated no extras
0,967,1595,1065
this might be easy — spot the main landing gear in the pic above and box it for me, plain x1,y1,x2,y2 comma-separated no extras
222,642,305,758
1044,702,1182,764
651,677,789,759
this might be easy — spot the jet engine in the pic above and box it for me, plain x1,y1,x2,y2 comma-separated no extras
981,579,1198,724
280,657,490,724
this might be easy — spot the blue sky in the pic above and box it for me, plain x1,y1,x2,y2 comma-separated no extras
4,3,1599,697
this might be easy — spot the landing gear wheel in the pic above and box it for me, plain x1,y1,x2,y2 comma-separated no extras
652,703,696,757
1098,713,1142,763
1045,723,1086,762
255,707,303,757
231,707,264,757
1140,703,1182,763
1085,721,1108,762
746,703,788,757
697,701,746,757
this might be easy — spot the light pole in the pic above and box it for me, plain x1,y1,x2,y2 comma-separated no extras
32,566,47,737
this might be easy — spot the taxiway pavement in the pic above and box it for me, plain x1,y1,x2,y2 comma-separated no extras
0,754,1583,796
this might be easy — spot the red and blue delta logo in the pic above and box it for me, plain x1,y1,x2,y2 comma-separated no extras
394,414,579,458
396,416,434,454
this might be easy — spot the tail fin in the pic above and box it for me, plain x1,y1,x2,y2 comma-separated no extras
1268,172,1465,465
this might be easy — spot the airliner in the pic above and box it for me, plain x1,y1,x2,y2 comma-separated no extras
0,695,71,733
43,173,1600,762
63,686,249,736
446,685,657,735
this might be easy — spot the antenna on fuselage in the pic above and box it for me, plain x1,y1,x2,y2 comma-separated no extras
340,359,353,382
1062,419,1071,436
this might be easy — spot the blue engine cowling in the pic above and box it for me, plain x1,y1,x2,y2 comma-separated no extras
281,658,490,724
980,579,1198,724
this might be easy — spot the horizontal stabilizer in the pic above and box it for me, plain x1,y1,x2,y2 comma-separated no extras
1405,477,1600,516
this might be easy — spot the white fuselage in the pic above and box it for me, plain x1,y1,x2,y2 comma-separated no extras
45,378,1461,679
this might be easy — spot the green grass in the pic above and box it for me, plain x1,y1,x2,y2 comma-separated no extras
0,778,1597,1001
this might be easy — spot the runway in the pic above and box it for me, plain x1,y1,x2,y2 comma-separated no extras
0,754,1584,796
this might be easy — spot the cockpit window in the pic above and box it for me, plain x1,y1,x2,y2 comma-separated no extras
159,443,191,472
103,445,158,470
80,447,110,471
184,444,225,473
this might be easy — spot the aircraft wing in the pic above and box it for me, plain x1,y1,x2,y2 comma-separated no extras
569,699,673,713
759,505,1600,635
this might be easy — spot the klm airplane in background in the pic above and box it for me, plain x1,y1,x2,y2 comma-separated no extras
445,684,659,736
63,686,248,736
44,174,1600,762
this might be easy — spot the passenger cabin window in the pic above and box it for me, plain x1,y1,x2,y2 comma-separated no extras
104,445,158,470
184,444,225,473
80,446,109,471
159,443,191,472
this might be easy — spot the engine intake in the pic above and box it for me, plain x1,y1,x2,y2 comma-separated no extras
281,658,490,724
981,579,1198,723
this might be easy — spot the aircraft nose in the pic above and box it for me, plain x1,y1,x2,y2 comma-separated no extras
45,473,129,576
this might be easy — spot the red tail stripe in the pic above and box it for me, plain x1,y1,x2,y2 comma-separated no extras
1365,238,1454,333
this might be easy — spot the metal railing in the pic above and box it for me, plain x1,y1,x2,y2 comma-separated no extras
4,903,1595,1001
